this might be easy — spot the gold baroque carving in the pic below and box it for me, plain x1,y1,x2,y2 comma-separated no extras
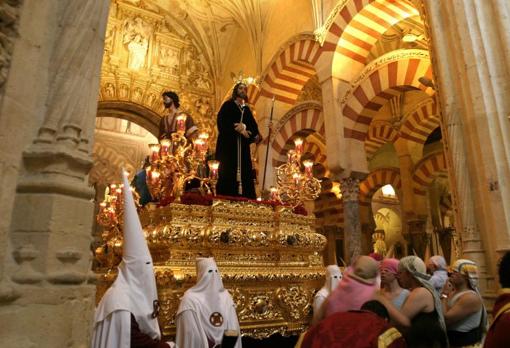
95,200,325,338
99,0,217,141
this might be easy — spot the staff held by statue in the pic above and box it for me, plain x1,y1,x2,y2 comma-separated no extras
261,96,275,197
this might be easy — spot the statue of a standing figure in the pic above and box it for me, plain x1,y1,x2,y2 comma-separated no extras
127,34,148,70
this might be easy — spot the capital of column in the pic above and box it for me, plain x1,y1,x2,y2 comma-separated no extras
340,177,360,203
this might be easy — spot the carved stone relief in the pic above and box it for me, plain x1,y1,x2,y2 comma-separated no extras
0,0,23,99
297,75,322,103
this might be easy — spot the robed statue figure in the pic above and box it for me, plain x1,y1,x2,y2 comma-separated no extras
215,82,261,199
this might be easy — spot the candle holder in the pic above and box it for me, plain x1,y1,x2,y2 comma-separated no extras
145,128,219,203
207,160,220,196
95,183,140,269
273,139,321,208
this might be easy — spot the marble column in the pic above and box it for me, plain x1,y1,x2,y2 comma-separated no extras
0,1,110,347
340,177,362,262
422,0,510,296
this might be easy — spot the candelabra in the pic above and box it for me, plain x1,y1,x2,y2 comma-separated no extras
274,137,321,208
95,183,140,269
145,115,219,202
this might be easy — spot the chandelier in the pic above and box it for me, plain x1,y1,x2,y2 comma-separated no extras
146,115,219,202
272,137,321,208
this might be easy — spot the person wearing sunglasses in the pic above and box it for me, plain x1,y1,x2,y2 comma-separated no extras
441,259,487,347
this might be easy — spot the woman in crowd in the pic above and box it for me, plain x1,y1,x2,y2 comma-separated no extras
380,258,410,309
375,255,448,348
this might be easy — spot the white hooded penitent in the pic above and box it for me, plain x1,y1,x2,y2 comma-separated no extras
312,264,342,324
91,170,161,348
175,257,242,348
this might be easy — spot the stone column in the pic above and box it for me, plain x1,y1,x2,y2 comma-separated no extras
340,177,362,262
360,204,377,254
0,1,110,347
407,219,429,259
0,0,24,305
319,76,348,176
422,0,510,295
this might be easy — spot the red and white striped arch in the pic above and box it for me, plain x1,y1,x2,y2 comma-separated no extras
365,122,399,158
271,104,325,166
400,98,440,143
342,54,433,141
412,151,448,195
259,38,322,105
247,84,261,105
303,141,328,167
322,0,419,79
359,167,402,206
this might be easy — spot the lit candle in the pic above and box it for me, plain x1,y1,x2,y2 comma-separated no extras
303,159,314,177
176,114,187,134
294,138,304,156
160,139,171,157
151,171,160,182
198,132,209,141
99,202,107,214
208,160,220,180
287,150,296,164
115,188,122,201
292,172,300,186
270,186,278,201
198,132,209,153
149,144,160,162
194,138,205,153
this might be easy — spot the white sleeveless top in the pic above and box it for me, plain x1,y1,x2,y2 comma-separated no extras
448,290,482,332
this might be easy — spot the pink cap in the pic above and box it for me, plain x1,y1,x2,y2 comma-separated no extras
380,258,400,275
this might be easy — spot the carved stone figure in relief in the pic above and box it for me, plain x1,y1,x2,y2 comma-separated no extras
158,46,180,71
123,17,151,70
127,34,148,70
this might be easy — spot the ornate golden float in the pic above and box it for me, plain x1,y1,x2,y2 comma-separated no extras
94,121,325,339
95,199,326,338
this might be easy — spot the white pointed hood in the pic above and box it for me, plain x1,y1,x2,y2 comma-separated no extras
177,257,239,345
93,170,161,340
317,265,342,298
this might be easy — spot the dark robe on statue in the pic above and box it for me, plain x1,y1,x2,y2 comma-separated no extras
215,99,260,199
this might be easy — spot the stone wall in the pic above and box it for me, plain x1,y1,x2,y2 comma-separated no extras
0,1,110,347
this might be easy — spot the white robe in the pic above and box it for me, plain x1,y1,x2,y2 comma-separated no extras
312,265,342,324
91,171,164,348
175,258,242,348
91,310,131,348
176,304,241,348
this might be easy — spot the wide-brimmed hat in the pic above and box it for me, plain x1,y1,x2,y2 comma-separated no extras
349,255,379,285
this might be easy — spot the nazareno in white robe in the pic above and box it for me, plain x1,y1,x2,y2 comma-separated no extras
91,170,165,348
175,257,242,348
312,264,342,324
